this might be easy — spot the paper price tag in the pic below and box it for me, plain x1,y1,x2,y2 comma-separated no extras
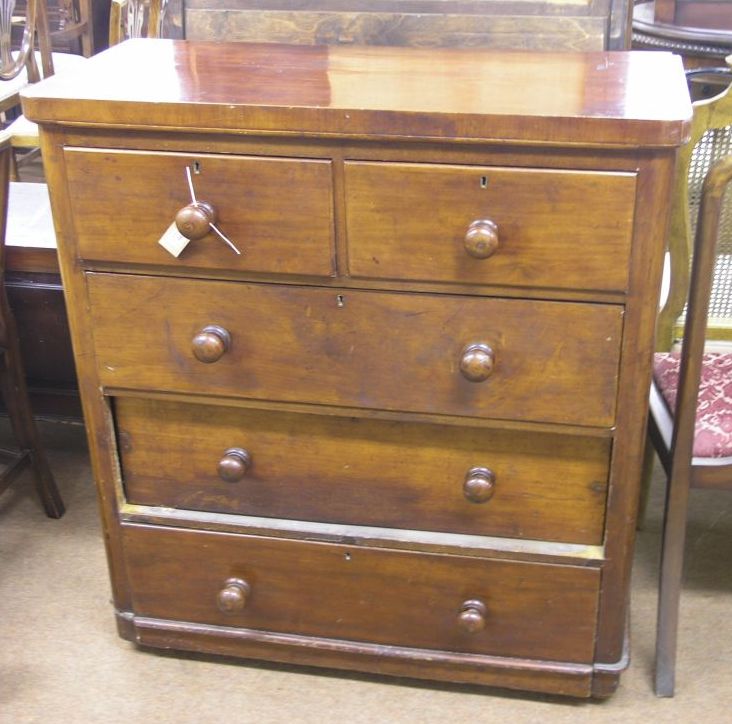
158,221,190,258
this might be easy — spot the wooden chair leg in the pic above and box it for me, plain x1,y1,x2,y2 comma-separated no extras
0,330,64,518
655,464,692,697
637,437,656,529
78,0,94,56
8,149,19,182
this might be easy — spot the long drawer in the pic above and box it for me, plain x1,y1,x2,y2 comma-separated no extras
345,161,637,292
122,524,601,664
116,397,610,545
64,148,335,277
88,273,623,427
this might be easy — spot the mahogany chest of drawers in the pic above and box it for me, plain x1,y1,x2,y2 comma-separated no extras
23,40,690,697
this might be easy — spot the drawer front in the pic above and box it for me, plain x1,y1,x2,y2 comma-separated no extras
117,398,610,545
64,149,335,277
345,162,636,292
89,274,622,427
122,524,600,663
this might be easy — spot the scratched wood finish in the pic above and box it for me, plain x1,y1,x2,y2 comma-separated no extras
117,397,610,544
21,41,690,148
130,619,594,696
183,0,621,52
185,8,606,51
88,273,623,427
345,162,636,292
24,42,690,697
64,149,335,277
122,523,600,664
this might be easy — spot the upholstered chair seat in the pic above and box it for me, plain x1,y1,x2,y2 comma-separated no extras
654,351,732,459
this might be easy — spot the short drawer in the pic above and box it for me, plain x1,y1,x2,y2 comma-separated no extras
89,274,622,427
64,148,335,277
122,524,600,664
116,398,610,545
345,161,636,292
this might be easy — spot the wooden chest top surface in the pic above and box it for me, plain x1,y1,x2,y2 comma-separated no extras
22,39,690,146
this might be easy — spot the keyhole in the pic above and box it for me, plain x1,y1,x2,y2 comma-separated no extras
193,161,201,174
336,294,345,308
480,176,488,189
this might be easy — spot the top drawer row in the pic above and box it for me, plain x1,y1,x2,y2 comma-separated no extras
64,148,637,293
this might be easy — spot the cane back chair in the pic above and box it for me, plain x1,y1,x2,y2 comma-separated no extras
650,152,732,697
657,66,732,350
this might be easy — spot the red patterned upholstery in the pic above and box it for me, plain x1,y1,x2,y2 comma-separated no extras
654,352,732,458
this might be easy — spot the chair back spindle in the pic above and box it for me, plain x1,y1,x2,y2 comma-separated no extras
109,0,166,46
673,155,732,465
658,67,732,349
0,0,51,82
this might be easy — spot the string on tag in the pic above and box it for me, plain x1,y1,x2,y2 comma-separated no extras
185,165,241,255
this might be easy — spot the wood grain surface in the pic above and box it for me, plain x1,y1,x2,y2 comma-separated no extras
87,273,623,427
29,40,690,696
116,397,610,544
345,161,636,292
64,148,335,277
122,523,600,664
22,40,691,147
184,8,607,51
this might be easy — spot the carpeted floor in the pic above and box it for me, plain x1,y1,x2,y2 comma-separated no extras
1,418,730,723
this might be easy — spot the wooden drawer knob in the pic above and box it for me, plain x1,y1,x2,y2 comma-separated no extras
459,343,495,382
463,467,496,504
216,577,251,614
175,200,217,240
464,219,499,259
218,448,251,483
457,599,488,633
192,325,231,363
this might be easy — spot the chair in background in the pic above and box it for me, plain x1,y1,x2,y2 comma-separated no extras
0,0,65,323
657,66,732,351
0,0,51,123
1,0,91,172
639,69,732,531
49,0,94,57
0,130,63,517
109,0,166,45
649,152,732,696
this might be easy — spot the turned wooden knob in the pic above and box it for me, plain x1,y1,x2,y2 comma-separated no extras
218,448,251,482
175,200,217,240
216,577,251,614
192,325,231,363
459,343,495,382
464,219,499,259
457,599,488,633
463,467,496,503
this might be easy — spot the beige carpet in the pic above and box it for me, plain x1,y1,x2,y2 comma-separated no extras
1,419,730,723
